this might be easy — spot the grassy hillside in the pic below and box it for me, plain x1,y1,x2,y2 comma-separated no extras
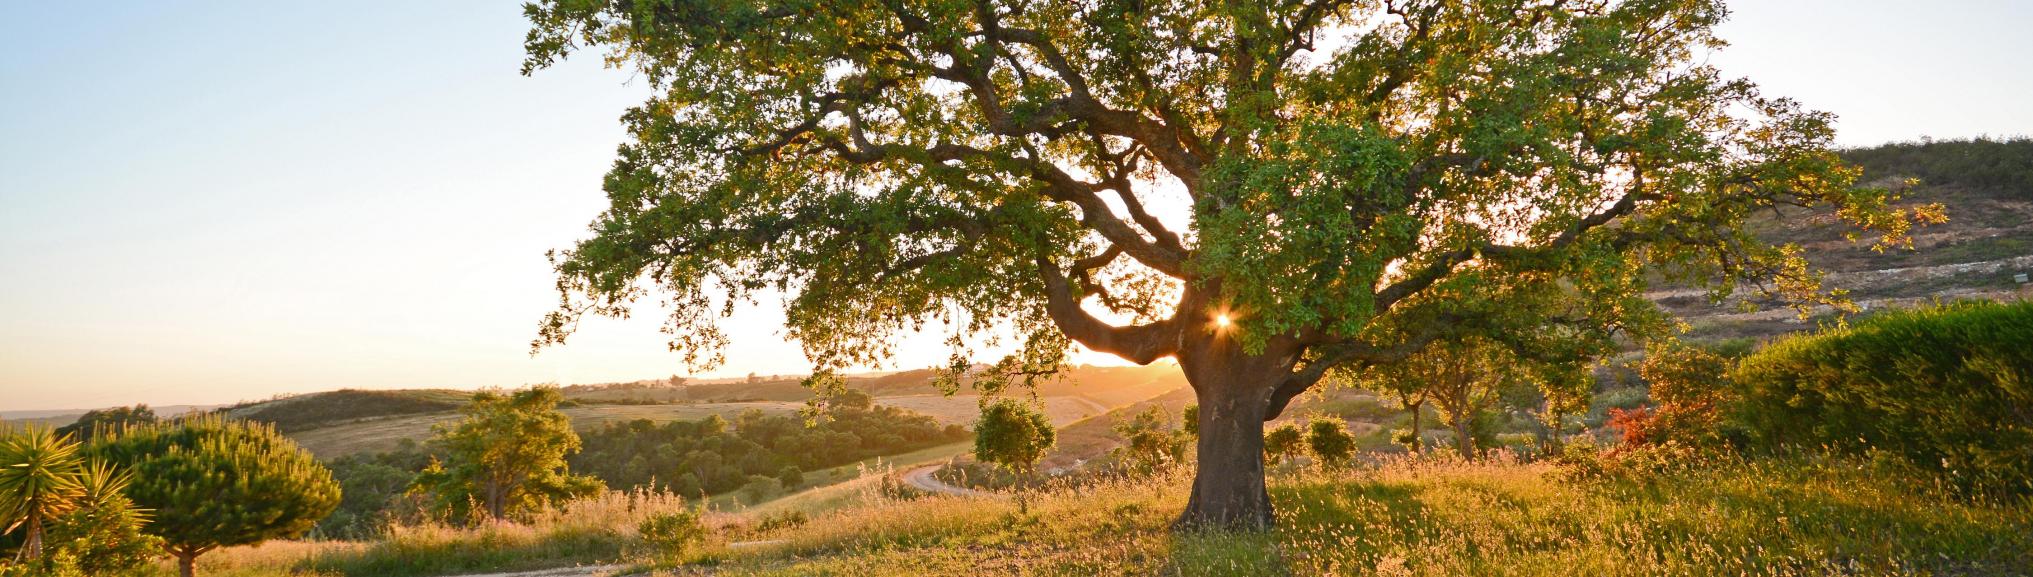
174,454,2032,577
1663,138,2033,342
254,364,1184,459
226,389,469,433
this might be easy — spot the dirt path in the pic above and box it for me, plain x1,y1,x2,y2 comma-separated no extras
448,564,630,577
901,464,992,497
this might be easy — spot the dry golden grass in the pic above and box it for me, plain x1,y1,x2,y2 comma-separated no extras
663,453,2033,577
138,452,2033,577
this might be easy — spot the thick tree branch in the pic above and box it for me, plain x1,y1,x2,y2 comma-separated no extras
1036,256,1179,364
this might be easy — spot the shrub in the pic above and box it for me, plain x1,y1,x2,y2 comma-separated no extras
635,509,705,559
1305,419,1355,467
1263,424,1305,465
1110,406,1189,473
755,510,808,533
1620,341,1740,448
1731,300,2033,494
737,476,783,503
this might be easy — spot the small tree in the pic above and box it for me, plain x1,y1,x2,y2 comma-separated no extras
1111,405,1188,473
974,399,1055,474
90,416,339,577
0,426,84,562
1380,387,1429,453
1630,341,1736,447
1367,338,1545,460
410,387,603,521
1263,424,1305,466
1306,419,1356,467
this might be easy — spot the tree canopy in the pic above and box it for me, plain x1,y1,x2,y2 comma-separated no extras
523,0,1935,528
89,416,339,577
974,399,1056,473
410,387,603,521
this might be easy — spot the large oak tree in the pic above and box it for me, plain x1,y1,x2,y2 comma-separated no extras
524,0,1932,529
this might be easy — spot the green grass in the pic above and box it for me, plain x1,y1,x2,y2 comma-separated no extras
665,454,2031,576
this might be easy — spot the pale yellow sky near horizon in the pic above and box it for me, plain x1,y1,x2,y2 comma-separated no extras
3,1,2030,411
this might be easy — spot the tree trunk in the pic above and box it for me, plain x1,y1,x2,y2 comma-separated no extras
24,516,43,560
1173,332,1297,531
175,550,198,577
1407,399,1424,453
1453,416,1474,460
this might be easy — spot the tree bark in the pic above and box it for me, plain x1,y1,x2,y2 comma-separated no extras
1407,398,1424,453
24,516,43,560
1453,416,1474,460
1173,331,1298,531
175,550,198,577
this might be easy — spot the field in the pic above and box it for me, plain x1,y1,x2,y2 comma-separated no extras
286,402,808,458
163,453,2033,577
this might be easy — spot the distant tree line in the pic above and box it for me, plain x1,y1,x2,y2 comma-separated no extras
1841,137,2033,194
569,389,968,497
316,388,966,537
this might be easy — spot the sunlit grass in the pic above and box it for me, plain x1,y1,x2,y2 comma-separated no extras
142,454,2032,576
666,454,2032,577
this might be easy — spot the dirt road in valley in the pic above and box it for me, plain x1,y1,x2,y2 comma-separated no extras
902,464,992,497
449,565,629,577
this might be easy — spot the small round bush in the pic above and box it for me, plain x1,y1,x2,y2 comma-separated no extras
636,509,705,558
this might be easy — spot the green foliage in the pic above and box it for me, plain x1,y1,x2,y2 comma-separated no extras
570,403,966,497
1305,420,1356,467
973,399,1056,474
1180,404,1199,438
1623,341,1739,447
1109,406,1189,473
1263,424,1305,465
0,426,84,562
318,440,432,538
1731,300,2033,494
636,509,705,560
1841,136,2033,194
53,405,156,442
1360,337,1569,458
738,476,784,503
755,510,809,533
410,387,603,521
522,0,1929,528
41,461,162,575
88,415,339,575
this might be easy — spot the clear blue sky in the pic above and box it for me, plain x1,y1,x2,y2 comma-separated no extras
3,1,2030,410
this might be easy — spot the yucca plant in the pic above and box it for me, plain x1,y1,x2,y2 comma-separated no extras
0,426,86,561
43,459,163,575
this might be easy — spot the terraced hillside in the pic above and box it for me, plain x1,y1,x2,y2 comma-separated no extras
1664,138,2033,341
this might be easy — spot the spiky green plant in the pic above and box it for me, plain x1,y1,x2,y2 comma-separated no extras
0,426,85,561
43,459,163,574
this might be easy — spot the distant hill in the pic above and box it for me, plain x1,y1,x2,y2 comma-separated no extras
223,389,470,433
1660,137,2033,342
160,364,1186,459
